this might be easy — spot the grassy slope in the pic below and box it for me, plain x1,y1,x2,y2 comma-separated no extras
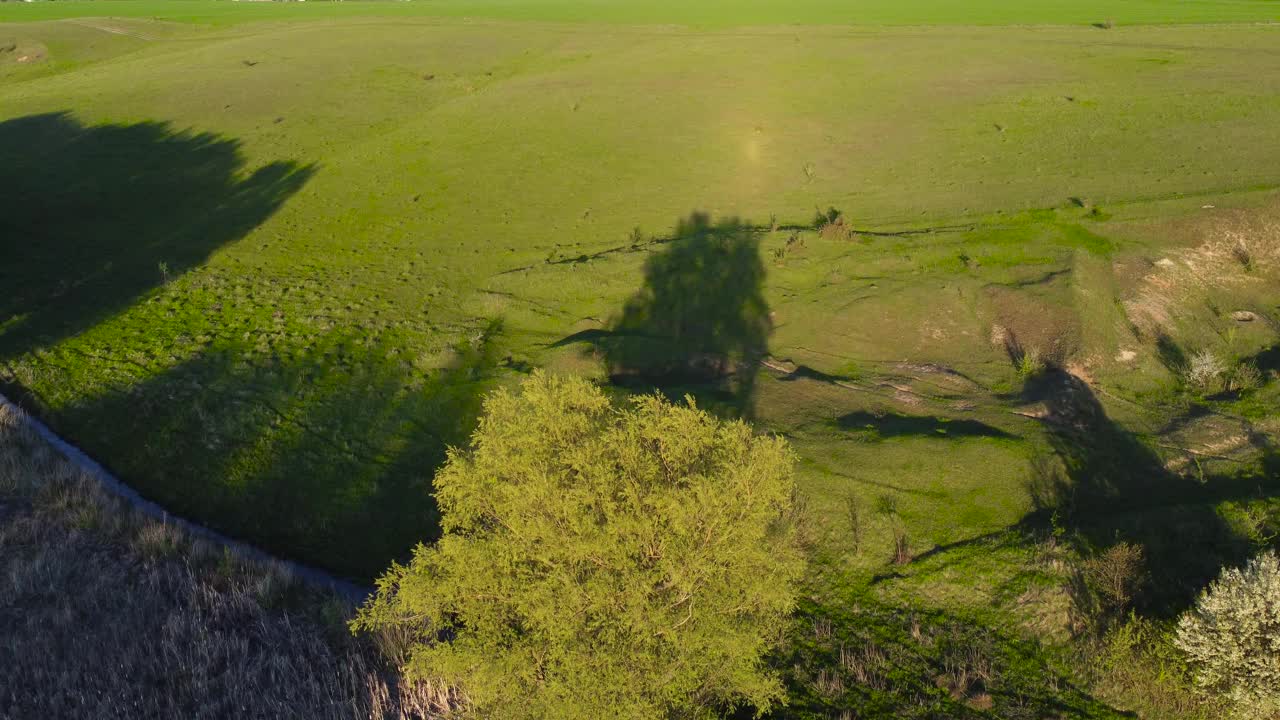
0,402,454,719
1,8,1279,714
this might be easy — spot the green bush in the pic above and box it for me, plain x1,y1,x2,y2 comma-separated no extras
1091,617,1217,720
353,372,806,719
1227,362,1263,393
1014,346,1046,380
1175,551,1280,717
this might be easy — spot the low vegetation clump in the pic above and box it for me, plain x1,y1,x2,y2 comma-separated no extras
1185,350,1227,393
1014,346,1047,380
813,206,856,240
1090,618,1219,720
781,600,1130,719
353,372,806,719
1175,552,1280,718
1230,237,1254,271
1226,361,1264,393
1078,542,1147,625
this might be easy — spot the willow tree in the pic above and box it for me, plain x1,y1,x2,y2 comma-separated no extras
354,372,805,719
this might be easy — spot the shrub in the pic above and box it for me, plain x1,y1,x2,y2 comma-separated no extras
1231,238,1254,271
772,233,805,264
892,527,912,565
353,372,806,719
1082,542,1147,616
812,206,840,229
870,493,911,564
1185,350,1226,392
1227,362,1263,393
1014,346,1046,379
813,207,855,240
874,493,898,517
1092,617,1218,720
1175,551,1280,717
844,493,863,554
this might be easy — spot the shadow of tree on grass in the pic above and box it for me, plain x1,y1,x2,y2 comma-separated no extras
554,212,771,416
1250,343,1280,375
0,111,314,357
61,324,504,580
1022,369,1278,617
835,410,1016,441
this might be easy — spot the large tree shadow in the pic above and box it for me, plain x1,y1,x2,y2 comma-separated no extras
554,212,771,416
0,111,314,357
835,410,1016,441
61,324,504,580
1022,369,1278,617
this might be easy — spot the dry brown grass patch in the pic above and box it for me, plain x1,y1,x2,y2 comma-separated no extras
985,283,1082,371
1124,214,1280,337
0,402,457,719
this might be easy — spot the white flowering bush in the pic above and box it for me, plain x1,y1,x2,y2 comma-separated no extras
1175,551,1280,717
1185,350,1226,392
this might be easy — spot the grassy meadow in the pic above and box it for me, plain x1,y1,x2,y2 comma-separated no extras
3,0,1280,27
2,2,1279,716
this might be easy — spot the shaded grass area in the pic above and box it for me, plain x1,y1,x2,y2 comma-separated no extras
1022,370,1280,616
554,213,772,416
846,363,1279,716
0,402,457,719
546,206,1273,716
834,410,1015,441
4,109,1274,588
0,112,494,576
58,326,502,579
0,112,501,580
773,595,1131,719
0,111,313,357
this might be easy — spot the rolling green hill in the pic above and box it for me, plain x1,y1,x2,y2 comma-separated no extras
2,5,1278,715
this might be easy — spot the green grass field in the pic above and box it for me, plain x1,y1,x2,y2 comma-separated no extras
3,3,1279,715
3,0,1280,27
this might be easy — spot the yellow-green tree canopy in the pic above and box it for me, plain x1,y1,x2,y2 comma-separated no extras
354,372,805,719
